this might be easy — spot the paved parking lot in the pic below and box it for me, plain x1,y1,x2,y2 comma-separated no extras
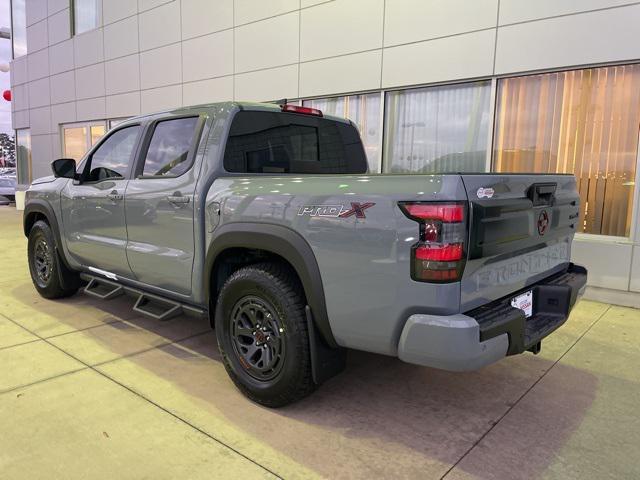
1,205,639,479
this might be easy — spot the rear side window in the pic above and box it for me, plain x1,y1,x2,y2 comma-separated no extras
142,117,199,176
223,111,368,174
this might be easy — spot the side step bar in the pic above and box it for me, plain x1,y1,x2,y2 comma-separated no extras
80,273,206,321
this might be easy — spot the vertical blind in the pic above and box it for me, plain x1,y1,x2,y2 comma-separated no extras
383,81,491,173
304,93,381,172
494,65,640,237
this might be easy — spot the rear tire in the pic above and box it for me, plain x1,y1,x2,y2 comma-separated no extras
215,262,315,407
27,220,79,299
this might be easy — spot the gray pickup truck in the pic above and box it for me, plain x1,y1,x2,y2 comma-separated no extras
23,101,587,407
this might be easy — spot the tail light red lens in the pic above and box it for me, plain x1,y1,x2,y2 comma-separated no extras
281,104,323,117
399,202,468,283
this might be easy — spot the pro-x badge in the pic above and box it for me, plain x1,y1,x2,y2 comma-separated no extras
297,202,375,219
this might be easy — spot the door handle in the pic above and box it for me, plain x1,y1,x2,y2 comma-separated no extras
107,190,123,202
167,192,190,205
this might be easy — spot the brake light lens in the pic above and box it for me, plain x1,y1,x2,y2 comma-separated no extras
281,104,323,117
399,202,467,283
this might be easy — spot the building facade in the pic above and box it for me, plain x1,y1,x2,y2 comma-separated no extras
8,0,640,300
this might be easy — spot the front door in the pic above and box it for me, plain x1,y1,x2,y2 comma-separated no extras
61,124,142,278
125,116,203,295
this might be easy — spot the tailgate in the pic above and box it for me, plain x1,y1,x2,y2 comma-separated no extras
460,174,580,311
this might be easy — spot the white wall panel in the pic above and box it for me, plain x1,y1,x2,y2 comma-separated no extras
49,39,74,74
384,0,498,47
48,0,69,16
28,77,51,108
234,0,299,25
27,48,50,81
11,57,29,86
182,30,233,82
141,85,182,113
12,84,29,111
139,1,181,51
104,16,139,60
104,0,138,25
105,55,141,95
183,76,234,105
572,239,633,290
30,106,52,134
235,64,298,101
138,0,173,12
495,5,640,74
140,44,182,89
235,12,299,73
26,0,48,26
76,97,106,120
301,0,330,7
382,29,495,88
50,71,76,104
300,50,382,98
75,64,106,100
47,8,70,45
12,110,30,130
181,0,233,39
27,20,49,53
51,102,77,128
74,29,104,68
499,0,639,24
301,0,383,61
106,91,141,118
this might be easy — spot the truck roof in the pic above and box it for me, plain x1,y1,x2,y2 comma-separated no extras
123,101,351,126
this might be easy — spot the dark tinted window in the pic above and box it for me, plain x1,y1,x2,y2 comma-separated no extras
223,111,367,174
142,117,199,176
85,125,140,181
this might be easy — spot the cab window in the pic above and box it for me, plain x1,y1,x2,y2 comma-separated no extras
82,125,141,182
141,117,199,177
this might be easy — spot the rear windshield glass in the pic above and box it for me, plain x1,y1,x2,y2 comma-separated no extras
223,111,368,174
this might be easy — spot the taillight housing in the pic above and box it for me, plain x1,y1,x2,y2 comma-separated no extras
281,104,323,117
399,201,467,283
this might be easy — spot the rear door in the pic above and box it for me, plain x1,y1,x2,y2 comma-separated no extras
460,174,580,311
124,115,205,295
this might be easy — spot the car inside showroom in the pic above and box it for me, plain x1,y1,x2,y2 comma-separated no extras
1,0,640,478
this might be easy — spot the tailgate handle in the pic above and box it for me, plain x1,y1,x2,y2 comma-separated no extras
528,183,556,206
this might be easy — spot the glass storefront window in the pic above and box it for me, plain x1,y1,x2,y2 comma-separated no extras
62,122,107,162
16,129,31,185
493,65,640,237
73,0,101,35
11,0,27,58
383,81,492,174
303,93,382,172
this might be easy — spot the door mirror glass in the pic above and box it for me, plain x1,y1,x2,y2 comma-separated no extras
51,158,77,179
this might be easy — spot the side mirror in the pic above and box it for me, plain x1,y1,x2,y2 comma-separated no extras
51,158,77,179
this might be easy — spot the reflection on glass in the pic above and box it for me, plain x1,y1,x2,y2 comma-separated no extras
494,65,640,237
63,127,88,162
304,93,381,172
143,117,198,176
90,125,106,145
74,0,101,35
384,81,491,173
11,0,27,57
87,126,140,181
16,129,31,184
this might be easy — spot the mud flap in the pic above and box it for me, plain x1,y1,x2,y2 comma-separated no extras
305,306,346,385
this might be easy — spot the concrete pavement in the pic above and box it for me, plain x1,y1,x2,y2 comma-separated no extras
0,206,638,479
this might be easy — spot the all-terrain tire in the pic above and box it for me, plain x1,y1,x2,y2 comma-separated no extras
27,220,79,299
215,262,315,407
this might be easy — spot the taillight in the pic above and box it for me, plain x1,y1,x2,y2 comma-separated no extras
281,104,323,117
399,201,467,283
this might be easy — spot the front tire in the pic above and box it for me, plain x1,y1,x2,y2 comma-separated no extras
215,262,315,407
27,220,79,299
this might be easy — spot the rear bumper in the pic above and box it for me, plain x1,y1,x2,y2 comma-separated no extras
397,263,587,371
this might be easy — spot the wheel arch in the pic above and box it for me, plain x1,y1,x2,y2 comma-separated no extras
23,200,73,270
205,223,337,348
